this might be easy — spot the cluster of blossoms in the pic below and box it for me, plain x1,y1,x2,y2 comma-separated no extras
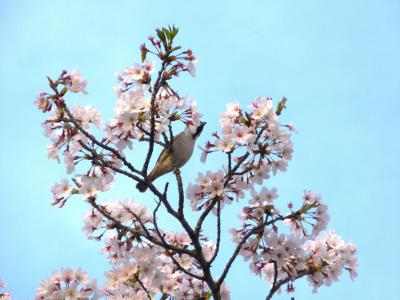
80,198,226,299
102,244,214,299
0,280,11,300
106,27,200,152
35,268,98,299
34,69,88,113
43,101,103,165
186,170,230,211
50,167,115,208
35,28,201,208
284,190,330,238
230,189,357,293
187,97,293,212
82,199,153,240
202,98,293,168
35,69,115,208
304,231,358,292
106,82,201,152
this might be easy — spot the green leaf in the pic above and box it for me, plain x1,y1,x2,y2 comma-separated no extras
300,202,316,214
245,111,252,124
162,27,171,42
171,25,179,39
47,76,54,86
156,28,167,47
60,87,68,96
141,48,147,63
171,46,182,52
276,96,287,116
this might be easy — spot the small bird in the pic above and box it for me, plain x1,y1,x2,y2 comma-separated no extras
136,122,206,192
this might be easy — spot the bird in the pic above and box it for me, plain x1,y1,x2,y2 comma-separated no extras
136,122,206,192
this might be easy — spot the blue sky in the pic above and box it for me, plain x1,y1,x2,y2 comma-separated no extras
0,0,399,299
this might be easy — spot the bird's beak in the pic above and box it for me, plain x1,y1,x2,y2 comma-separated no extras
193,121,206,138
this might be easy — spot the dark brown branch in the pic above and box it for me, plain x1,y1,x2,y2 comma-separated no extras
134,274,152,300
195,125,268,236
265,269,313,300
152,197,204,281
140,137,167,148
174,168,185,217
265,261,279,300
227,152,232,178
77,140,145,186
159,294,168,300
208,199,221,266
161,132,170,146
86,189,191,255
216,213,296,289
168,123,174,150
142,61,167,175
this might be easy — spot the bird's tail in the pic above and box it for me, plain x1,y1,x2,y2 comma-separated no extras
136,170,157,193
136,181,148,193
136,154,169,192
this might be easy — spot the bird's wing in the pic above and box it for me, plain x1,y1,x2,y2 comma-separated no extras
148,148,173,181
148,132,186,181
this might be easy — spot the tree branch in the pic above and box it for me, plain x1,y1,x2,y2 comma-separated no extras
142,61,167,175
77,140,145,186
86,197,190,255
174,168,185,217
195,124,268,236
140,137,167,148
265,268,313,300
265,261,278,300
216,213,296,289
151,198,204,280
207,199,221,267
134,274,152,300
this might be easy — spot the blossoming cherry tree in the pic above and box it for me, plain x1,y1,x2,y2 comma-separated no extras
30,26,358,300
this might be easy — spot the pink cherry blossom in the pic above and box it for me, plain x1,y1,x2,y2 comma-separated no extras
34,92,51,113
122,63,144,83
69,69,88,94
34,268,98,300
0,279,11,300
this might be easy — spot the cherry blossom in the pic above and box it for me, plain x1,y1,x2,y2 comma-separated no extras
0,279,11,300
69,69,88,94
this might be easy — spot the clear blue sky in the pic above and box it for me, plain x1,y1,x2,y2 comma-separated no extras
0,0,399,299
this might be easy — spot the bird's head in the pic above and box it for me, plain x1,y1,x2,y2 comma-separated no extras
192,121,206,139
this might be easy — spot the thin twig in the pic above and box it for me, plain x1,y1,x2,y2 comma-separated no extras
265,269,313,300
195,125,268,236
174,168,185,217
134,274,152,300
143,61,167,175
152,199,204,280
216,213,296,289
78,140,145,185
86,189,190,255
140,137,167,148
208,199,221,266
168,123,174,150
265,261,279,300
